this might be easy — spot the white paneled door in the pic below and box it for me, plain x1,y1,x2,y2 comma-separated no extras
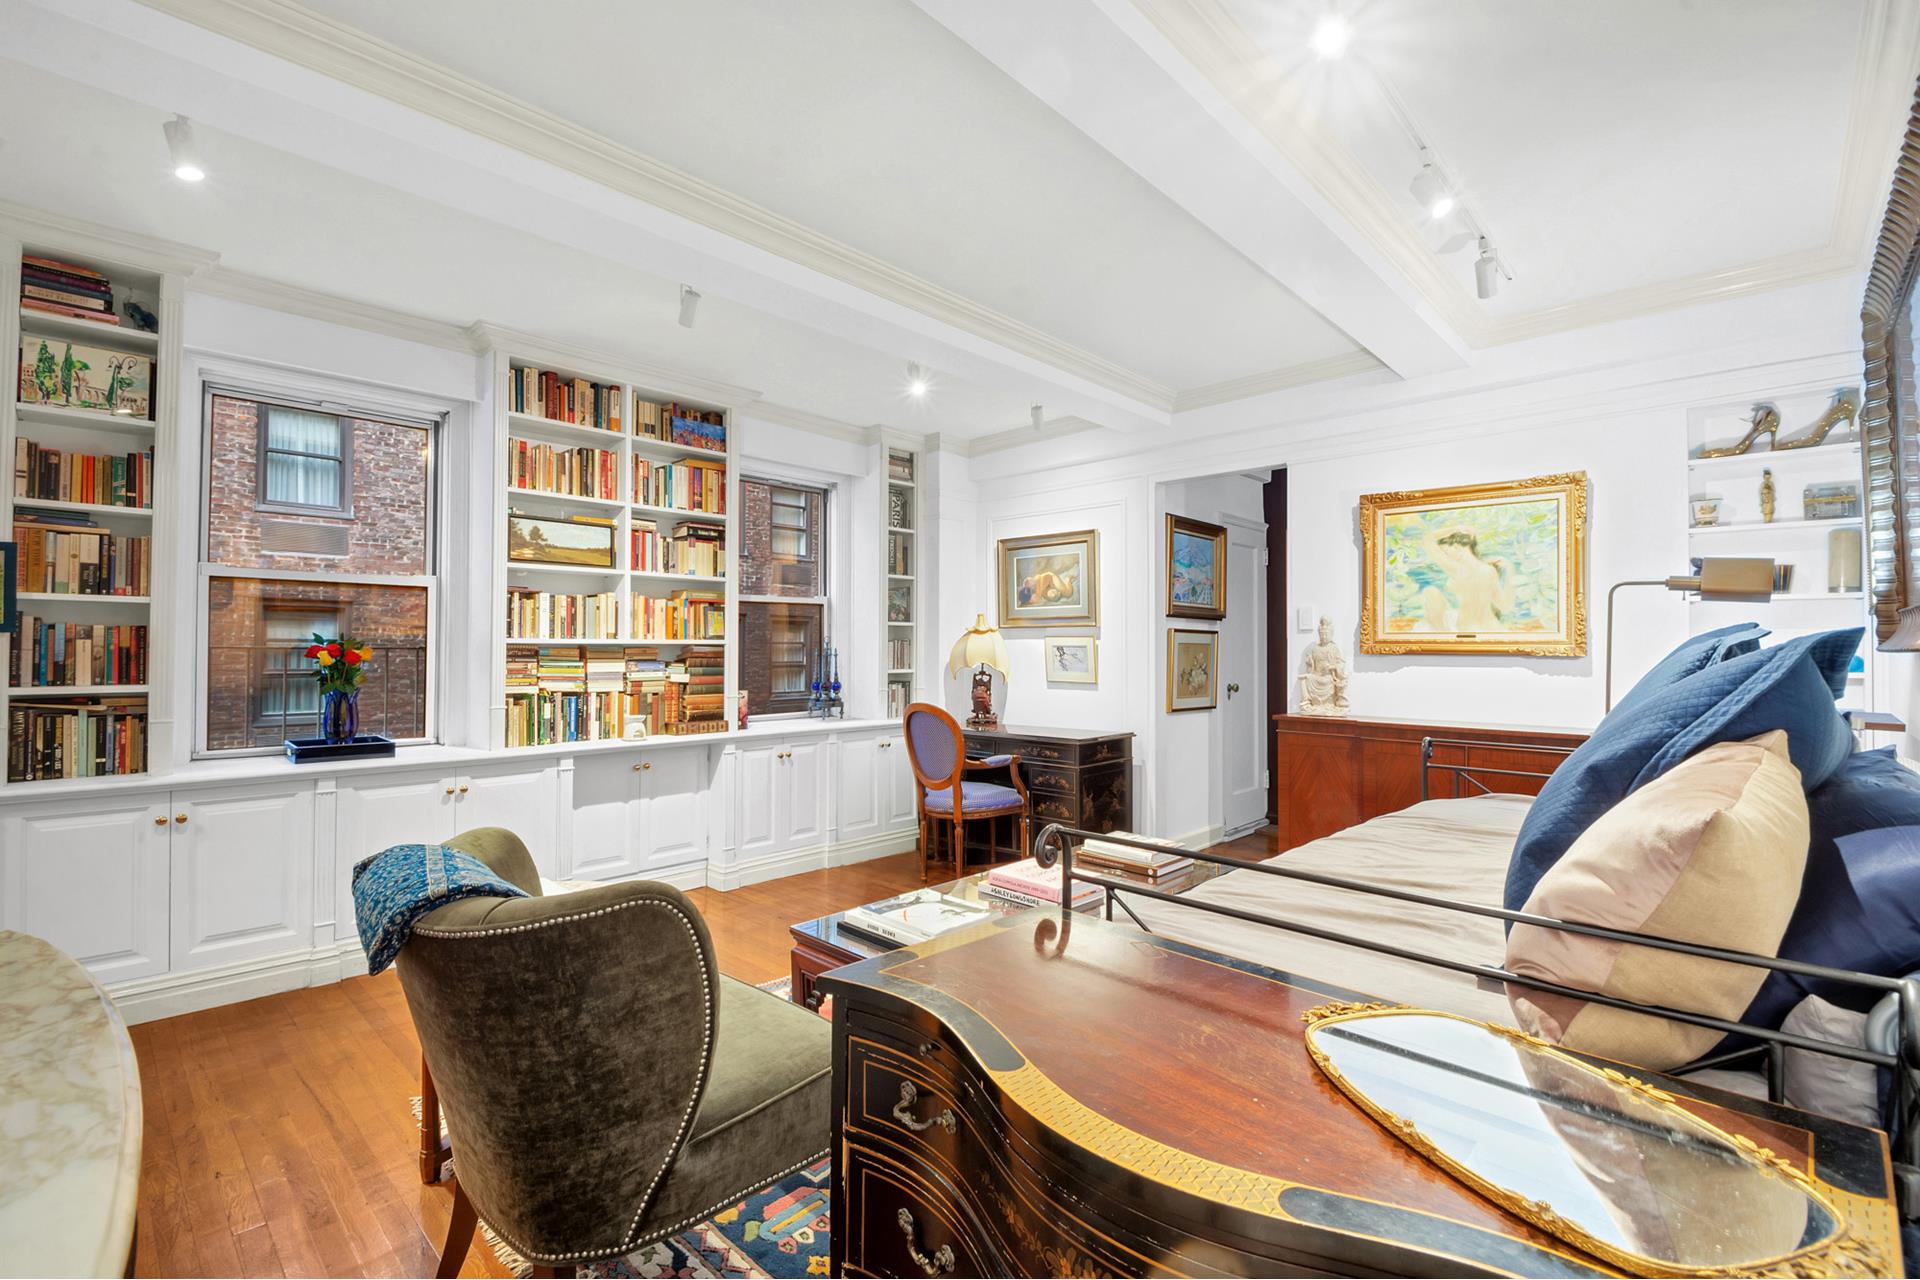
1221,521,1268,836
0,796,171,982
640,749,709,870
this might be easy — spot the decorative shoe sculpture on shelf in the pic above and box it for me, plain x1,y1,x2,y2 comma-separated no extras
1774,389,1858,450
1698,404,1780,457
1698,391,1857,458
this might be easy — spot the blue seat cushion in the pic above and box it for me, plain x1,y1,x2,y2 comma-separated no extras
1611,623,1768,715
1744,749,1920,1026
1504,628,1860,911
924,781,1023,814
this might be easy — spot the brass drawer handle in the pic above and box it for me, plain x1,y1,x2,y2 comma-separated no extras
896,1208,956,1276
891,1081,956,1134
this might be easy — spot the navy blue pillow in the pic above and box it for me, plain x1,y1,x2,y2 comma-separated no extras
1504,628,1860,911
1744,749,1920,1025
1611,623,1769,715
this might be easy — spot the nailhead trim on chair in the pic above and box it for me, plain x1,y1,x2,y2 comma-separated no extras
414,897,715,1263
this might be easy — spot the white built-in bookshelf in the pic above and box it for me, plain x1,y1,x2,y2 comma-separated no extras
884,446,918,718
4,228,187,786
1684,384,1874,703
490,345,737,748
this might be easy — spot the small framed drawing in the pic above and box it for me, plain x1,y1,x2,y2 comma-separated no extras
1166,515,1227,619
1043,635,1097,684
998,529,1099,628
508,512,616,568
1166,629,1218,712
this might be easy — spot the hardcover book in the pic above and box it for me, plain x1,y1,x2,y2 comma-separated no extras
840,889,995,947
985,858,1105,906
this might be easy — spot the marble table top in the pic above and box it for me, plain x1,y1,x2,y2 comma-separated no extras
0,931,142,1279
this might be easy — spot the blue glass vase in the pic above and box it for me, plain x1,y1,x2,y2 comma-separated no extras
321,689,359,745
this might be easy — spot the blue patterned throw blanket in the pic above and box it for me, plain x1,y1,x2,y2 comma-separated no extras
351,843,528,975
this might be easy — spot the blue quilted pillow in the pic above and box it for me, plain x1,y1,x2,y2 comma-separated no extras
1744,749,1920,1027
1611,623,1768,715
1504,628,1860,911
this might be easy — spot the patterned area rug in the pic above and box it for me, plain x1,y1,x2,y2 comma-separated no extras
435,977,832,1279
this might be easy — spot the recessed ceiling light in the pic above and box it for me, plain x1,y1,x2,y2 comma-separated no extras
163,114,204,182
906,362,929,398
1310,14,1352,60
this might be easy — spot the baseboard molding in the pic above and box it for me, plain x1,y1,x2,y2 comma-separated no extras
705,826,918,891
1175,824,1225,850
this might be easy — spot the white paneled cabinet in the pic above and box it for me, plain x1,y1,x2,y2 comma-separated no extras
882,732,918,829
456,762,559,871
334,769,462,935
836,733,884,843
170,784,314,973
569,750,712,882
0,796,171,983
641,749,709,869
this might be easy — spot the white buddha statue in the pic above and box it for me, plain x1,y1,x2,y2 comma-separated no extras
1297,616,1350,717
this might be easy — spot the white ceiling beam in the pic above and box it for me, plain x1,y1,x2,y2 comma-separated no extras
910,0,1470,381
17,0,1174,433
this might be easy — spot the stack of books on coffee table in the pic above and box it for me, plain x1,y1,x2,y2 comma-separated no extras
979,858,1106,910
1074,833,1194,882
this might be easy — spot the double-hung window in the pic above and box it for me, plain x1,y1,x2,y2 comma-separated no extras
198,387,438,753
739,478,828,716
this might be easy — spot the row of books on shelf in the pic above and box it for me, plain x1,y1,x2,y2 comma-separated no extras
506,588,726,641
12,513,151,596
887,637,912,669
503,644,726,742
634,401,726,453
507,438,617,501
632,520,724,576
8,620,147,688
510,366,622,431
633,456,726,513
887,451,914,483
7,697,147,782
14,441,153,509
885,682,910,719
888,532,911,576
19,254,134,328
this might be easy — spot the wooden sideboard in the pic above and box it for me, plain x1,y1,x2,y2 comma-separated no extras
959,724,1133,836
1272,714,1588,852
818,910,1900,1277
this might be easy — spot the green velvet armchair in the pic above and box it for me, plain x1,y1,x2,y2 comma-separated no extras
397,828,831,1276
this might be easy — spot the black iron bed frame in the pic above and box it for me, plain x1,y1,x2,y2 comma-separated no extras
1031,734,1920,1219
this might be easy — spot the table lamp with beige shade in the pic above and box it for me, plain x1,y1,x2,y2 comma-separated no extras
949,612,1011,729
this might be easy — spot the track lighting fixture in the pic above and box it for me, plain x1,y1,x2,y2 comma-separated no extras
1475,237,1507,300
1408,148,1454,221
677,285,700,329
1309,13,1352,60
1030,405,1045,431
906,362,929,399
163,114,204,182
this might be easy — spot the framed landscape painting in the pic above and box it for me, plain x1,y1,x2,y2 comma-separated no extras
997,530,1098,628
1166,514,1227,619
1358,472,1588,657
507,513,615,567
1166,628,1218,712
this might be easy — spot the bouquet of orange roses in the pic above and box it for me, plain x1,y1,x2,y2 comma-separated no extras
305,635,375,693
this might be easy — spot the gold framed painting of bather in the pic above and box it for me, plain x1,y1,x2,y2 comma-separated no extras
1359,472,1588,657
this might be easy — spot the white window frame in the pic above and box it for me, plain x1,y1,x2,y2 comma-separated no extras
193,374,445,757
740,472,837,721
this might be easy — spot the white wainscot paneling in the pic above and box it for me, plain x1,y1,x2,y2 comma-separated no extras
170,783,315,973
0,795,171,983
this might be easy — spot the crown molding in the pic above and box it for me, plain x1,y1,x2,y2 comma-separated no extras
465,321,762,411
0,197,219,278
128,0,1175,414
1172,351,1385,412
194,265,474,350
1134,0,1914,349
739,400,878,446
961,412,1106,457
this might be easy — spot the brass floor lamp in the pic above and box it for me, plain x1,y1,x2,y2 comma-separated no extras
1604,557,1775,711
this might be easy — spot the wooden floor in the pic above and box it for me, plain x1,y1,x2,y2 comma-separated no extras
126,850,930,1279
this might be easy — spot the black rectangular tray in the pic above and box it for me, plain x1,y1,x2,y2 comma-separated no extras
285,734,397,763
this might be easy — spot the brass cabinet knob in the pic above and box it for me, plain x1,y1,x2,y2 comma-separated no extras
173,813,187,824
154,815,168,827
457,784,470,794
445,786,456,796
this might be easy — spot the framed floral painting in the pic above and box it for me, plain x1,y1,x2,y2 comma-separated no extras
1166,514,1227,619
997,530,1098,628
1166,628,1218,712
1358,472,1588,657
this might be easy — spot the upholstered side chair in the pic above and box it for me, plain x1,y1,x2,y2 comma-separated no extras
901,702,1030,881
393,828,831,1277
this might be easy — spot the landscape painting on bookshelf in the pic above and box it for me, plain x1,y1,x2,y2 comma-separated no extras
507,511,615,567
19,338,153,419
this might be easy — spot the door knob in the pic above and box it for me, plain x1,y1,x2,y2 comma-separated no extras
1226,682,1241,696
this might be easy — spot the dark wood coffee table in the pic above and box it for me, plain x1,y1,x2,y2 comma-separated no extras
787,859,1226,1010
